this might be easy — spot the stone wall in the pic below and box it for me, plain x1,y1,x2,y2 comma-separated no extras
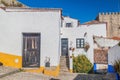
94,49,108,64
96,12,120,37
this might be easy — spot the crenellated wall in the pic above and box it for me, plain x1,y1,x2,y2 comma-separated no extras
96,12,120,37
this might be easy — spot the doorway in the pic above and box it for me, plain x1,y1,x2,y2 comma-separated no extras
22,33,40,67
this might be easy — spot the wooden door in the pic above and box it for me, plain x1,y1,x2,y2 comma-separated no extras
22,33,40,67
61,38,68,56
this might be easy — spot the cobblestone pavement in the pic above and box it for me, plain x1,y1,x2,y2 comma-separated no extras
0,72,53,80
0,67,116,80
0,66,19,77
56,73,113,80
0,72,116,80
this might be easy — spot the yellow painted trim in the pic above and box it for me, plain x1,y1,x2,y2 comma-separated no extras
69,69,73,73
44,65,60,77
25,67,44,73
0,52,61,76
0,52,22,68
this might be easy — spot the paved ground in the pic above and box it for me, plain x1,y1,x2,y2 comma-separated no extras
0,72,53,80
0,66,19,78
0,72,116,80
0,66,116,80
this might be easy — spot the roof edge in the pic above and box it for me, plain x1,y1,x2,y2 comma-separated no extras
0,7,62,12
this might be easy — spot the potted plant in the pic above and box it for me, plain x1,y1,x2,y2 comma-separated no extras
84,42,90,52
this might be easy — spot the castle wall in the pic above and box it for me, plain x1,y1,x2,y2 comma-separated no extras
97,12,120,37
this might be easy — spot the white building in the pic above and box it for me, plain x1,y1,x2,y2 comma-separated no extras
93,36,119,73
61,17,107,64
0,7,109,76
0,7,61,76
108,43,120,73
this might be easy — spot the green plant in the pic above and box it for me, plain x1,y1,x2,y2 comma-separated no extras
113,59,120,74
73,55,93,73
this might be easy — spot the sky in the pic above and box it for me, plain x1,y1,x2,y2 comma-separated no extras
18,0,120,23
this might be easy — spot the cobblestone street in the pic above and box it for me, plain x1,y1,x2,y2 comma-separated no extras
0,66,116,80
0,72,116,80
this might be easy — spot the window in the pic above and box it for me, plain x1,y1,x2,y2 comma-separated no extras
66,23,72,27
76,38,84,48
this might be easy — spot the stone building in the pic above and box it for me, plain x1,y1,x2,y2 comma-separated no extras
96,12,120,37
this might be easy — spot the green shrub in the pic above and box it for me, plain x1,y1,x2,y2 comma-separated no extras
113,59,120,74
73,55,93,73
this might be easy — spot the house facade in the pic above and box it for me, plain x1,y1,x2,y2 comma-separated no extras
108,42,120,73
0,7,61,76
0,7,110,76
93,36,119,73
61,17,107,64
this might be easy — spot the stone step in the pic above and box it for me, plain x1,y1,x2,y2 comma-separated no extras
0,66,20,78
60,60,69,62
60,56,69,72
60,67,68,70
60,61,68,63
60,57,69,59
60,68,69,71
60,69,69,72
60,63,69,65
60,66,69,68
60,58,69,60
60,65,69,67
60,61,69,63
60,59,69,61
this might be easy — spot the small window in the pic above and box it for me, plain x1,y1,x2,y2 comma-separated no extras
66,23,72,27
76,38,84,48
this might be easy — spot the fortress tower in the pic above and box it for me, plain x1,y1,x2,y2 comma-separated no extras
96,12,120,38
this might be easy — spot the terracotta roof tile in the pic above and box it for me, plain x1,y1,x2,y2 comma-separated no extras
83,20,104,25
111,37,120,40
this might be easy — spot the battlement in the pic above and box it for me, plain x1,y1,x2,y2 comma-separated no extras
99,12,120,15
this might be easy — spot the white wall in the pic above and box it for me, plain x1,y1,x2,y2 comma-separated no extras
108,44,120,65
62,16,78,28
0,8,61,66
61,18,106,64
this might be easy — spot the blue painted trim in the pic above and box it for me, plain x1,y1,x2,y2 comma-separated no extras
116,73,119,80
93,63,96,73
108,65,115,73
108,65,120,80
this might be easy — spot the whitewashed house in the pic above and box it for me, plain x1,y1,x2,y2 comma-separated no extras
108,41,120,73
93,36,119,73
0,7,110,76
0,7,62,76
61,17,106,62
